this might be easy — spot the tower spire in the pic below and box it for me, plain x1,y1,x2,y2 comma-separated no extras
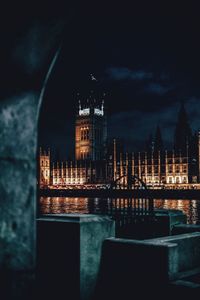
154,125,163,152
174,101,192,153
101,99,104,114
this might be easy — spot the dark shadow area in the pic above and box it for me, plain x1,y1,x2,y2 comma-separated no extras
36,220,80,300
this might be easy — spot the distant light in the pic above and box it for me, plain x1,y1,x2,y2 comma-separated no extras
79,108,90,116
94,108,104,116
79,107,104,116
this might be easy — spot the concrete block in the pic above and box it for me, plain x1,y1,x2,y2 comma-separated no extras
37,214,115,300
145,232,200,272
172,224,200,235
154,209,187,236
94,232,200,299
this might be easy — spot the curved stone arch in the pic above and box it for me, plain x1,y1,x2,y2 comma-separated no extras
36,45,62,122
0,22,65,298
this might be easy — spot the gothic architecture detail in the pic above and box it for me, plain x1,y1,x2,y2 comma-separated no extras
39,148,50,186
174,102,192,153
75,93,107,161
39,95,200,189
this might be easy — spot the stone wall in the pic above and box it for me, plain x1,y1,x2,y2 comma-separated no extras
0,17,65,299
0,94,39,298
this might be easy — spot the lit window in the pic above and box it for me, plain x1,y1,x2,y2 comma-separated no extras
168,177,172,183
168,166,172,173
183,165,187,173
182,177,187,183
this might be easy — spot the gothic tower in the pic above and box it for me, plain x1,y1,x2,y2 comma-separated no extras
154,125,163,152
75,85,107,161
198,130,200,182
174,102,192,153
39,148,50,186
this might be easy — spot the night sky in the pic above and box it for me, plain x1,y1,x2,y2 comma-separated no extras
1,2,200,160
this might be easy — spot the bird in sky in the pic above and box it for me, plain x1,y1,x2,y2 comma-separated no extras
90,74,97,81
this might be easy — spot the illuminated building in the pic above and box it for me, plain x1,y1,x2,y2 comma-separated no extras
75,92,107,160
111,150,190,188
39,96,200,189
52,161,87,185
39,132,200,189
39,148,50,186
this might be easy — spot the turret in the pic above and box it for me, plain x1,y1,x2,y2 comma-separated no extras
39,148,51,187
75,76,107,161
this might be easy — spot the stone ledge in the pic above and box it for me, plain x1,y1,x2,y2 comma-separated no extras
172,224,200,235
37,214,114,224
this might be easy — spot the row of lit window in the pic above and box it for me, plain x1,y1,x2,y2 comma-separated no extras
41,170,49,176
80,150,90,159
53,179,85,183
167,176,188,184
53,172,87,177
81,129,89,141
41,160,49,167
145,176,188,184
167,166,187,173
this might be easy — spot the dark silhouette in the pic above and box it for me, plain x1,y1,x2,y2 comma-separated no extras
154,125,163,152
174,102,192,154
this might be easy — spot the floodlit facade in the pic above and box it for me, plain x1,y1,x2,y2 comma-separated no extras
39,97,200,189
75,98,107,161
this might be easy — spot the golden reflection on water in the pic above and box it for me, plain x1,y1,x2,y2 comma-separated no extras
154,199,200,224
40,197,89,214
39,197,200,224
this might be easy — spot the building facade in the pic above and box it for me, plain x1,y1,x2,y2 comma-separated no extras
39,148,50,186
111,150,190,187
39,136,200,188
39,99,200,189
75,95,107,161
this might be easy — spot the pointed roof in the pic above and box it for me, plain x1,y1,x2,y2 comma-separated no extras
174,101,192,152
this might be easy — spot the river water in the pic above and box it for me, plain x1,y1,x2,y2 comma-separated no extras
39,197,200,224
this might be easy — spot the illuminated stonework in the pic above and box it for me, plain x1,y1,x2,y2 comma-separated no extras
39,145,199,188
75,98,107,161
39,148,50,186
112,150,190,187
39,97,200,189
52,162,87,185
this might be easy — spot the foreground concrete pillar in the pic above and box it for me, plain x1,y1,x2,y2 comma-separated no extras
0,18,65,298
0,95,39,300
37,214,115,300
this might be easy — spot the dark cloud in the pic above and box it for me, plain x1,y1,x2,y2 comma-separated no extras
144,83,173,95
106,67,153,81
109,99,200,151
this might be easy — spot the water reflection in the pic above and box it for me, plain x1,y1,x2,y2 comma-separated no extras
40,197,89,214
154,199,200,224
39,197,200,224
